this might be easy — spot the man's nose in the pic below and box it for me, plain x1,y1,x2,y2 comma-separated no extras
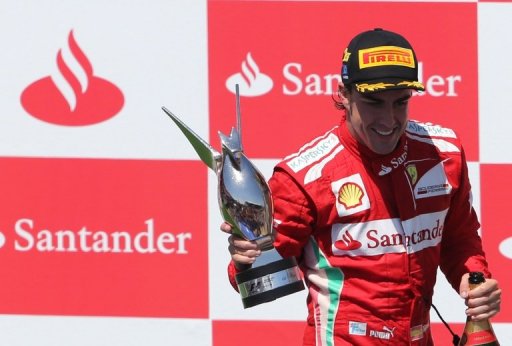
380,104,396,127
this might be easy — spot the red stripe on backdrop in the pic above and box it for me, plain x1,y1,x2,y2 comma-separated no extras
213,320,305,346
0,157,208,318
208,1,478,160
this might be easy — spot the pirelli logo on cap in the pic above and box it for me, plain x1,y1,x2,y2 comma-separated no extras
359,46,415,69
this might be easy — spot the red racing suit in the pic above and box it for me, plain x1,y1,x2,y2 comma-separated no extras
228,118,490,345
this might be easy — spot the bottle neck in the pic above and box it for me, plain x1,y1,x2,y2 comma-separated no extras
469,282,482,291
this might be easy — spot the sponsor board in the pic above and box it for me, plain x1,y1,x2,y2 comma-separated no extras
0,157,208,317
209,1,477,159
0,1,207,160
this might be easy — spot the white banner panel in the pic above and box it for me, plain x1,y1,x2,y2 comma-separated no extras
0,315,211,346
479,3,512,163
0,0,207,160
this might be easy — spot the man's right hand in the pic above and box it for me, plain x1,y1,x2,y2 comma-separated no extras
220,222,261,269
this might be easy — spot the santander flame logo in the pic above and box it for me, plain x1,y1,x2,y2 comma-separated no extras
226,52,273,97
21,30,124,126
334,230,362,251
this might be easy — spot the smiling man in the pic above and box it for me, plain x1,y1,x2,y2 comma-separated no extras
342,88,412,155
222,28,501,345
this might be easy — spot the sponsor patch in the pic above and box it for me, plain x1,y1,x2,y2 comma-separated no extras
342,48,351,62
286,132,340,173
304,145,344,185
349,321,367,336
338,182,365,209
333,229,362,251
414,160,452,199
406,164,418,185
331,209,448,257
331,174,370,217
378,164,392,176
406,121,456,138
377,143,408,176
410,323,429,341
370,326,396,340
358,46,415,69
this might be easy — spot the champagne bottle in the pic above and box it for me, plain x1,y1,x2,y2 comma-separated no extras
458,272,499,346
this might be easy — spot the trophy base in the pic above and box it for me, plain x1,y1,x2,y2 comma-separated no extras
235,256,304,309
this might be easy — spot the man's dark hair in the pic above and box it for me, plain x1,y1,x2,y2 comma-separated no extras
333,84,353,110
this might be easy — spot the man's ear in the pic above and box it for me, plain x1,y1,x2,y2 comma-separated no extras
338,82,350,110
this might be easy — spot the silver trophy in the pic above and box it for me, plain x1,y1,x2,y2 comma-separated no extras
162,85,304,308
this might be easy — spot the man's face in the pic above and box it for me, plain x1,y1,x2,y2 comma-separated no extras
345,88,412,155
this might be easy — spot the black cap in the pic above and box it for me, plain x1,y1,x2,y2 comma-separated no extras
341,28,425,93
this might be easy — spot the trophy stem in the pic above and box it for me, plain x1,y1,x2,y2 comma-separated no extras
252,235,274,252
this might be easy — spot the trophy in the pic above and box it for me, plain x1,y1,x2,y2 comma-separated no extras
162,85,304,308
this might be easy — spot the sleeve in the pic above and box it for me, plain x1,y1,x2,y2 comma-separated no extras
269,166,316,259
227,260,240,291
439,146,491,291
226,166,316,291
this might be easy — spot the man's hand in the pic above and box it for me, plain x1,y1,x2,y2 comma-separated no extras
459,273,502,321
220,222,261,270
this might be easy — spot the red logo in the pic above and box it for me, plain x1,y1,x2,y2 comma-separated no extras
20,30,124,126
334,230,362,251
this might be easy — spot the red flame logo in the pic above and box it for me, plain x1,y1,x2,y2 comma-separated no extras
334,230,362,251
20,30,124,126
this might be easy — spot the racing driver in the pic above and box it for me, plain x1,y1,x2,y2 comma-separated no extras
221,28,502,345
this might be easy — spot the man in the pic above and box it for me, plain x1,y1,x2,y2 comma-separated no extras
221,28,501,345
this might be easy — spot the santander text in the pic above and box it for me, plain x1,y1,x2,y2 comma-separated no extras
14,218,192,254
366,219,443,249
282,62,461,97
